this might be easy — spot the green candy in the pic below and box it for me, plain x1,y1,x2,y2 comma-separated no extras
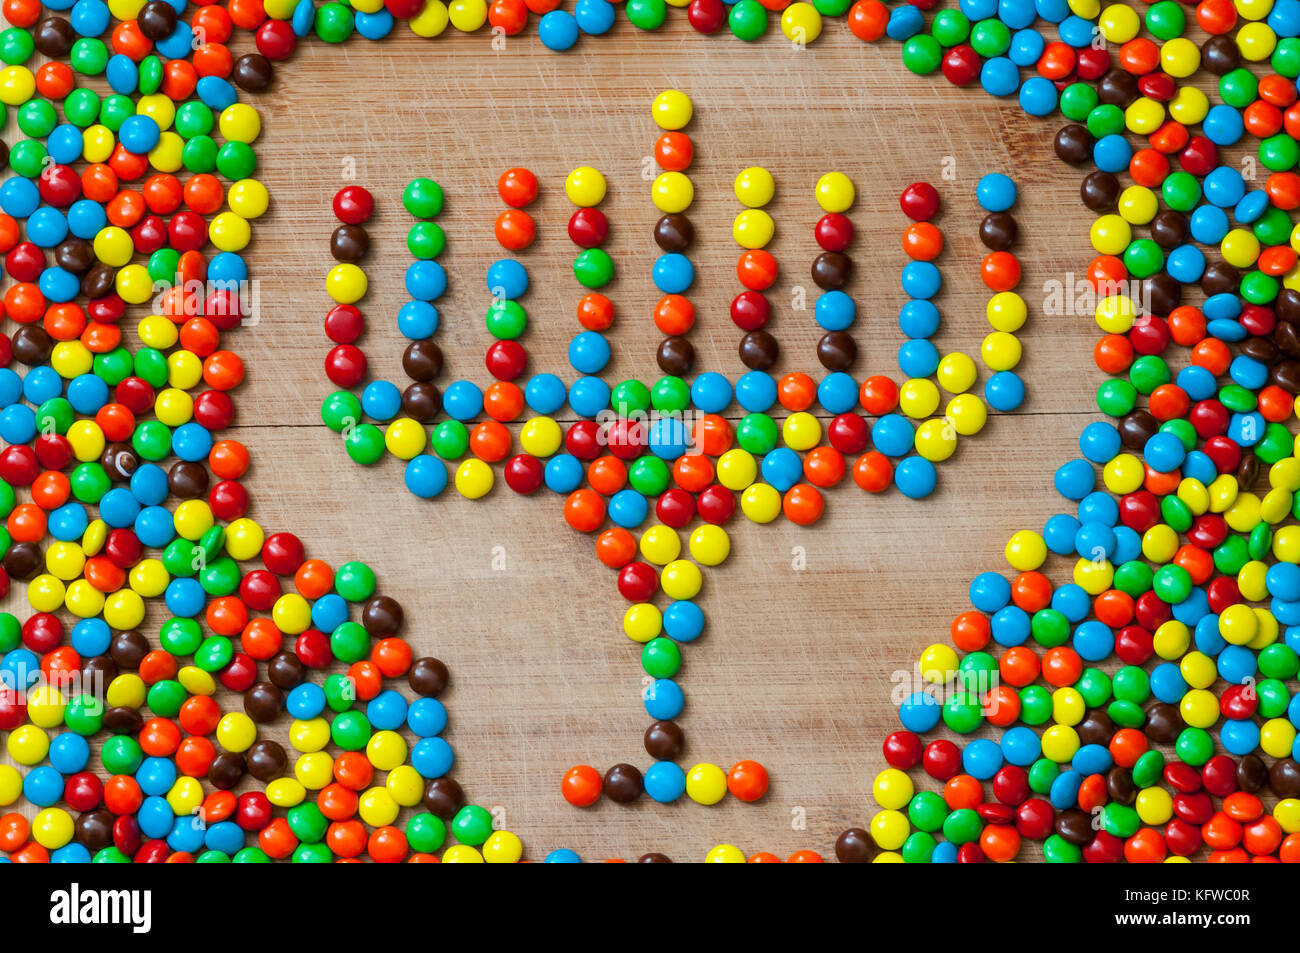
573,248,615,288
407,221,446,259
626,0,667,29
1152,564,1193,603
431,420,469,460
330,710,372,751
650,376,690,413
134,347,170,387
1096,378,1137,417
1019,685,1053,725
727,0,766,39
101,735,144,775
406,813,447,853
1257,678,1290,718
94,847,132,864
1273,37,1300,77
138,55,162,95
330,620,371,663
292,844,334,863
216,141,257,180
969,18,1010,56
0,613,17,652
9,139,46,178
132,420,173,461
906,791,948,832
1075,668,1112,708
1028,757,1060,794
1085,104,1125,138
17,100,57,138
737,413,779,454
1219,67,1258,108
1259,644,1299,679
1143,0,1184,40
1128,355,1169,394
901,35,942,74
196,851,230,863
1059,83,1099,122
941,692,983,733
64,695,104,735
900,831,937,863
70,463,111,504
610,379,651,414
1174,727,1214,766
287,803,329,843
485,300,527,339
233,848,272,863
1042,834,1082,863
194,636,234,672
1160,495,1193,533
628,456,670,495
1112,665,1150,703
941,807,983,844
160,617,204,656
929,9,970,46
335,560,376,601
183,135,218,173
641,637,681,678
1260,133,1300,172
64,89,101,127
1160,171,1201,211
175,101,215,139
36,398,74,436
403,177,444,218
1113,560,1154,597
0,27,34,65
1031,608,1070,647
345,423,385,464
146,680,186,718
93,347,134,385
314,2,354,41
1107,699,1146,728
70,38,109,75
1132,749,1166,788
325,673,358,712
1102,802,1140,838
1121,239,1163,280
450,805,495,846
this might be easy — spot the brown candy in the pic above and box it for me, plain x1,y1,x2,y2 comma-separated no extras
423,776,464,819
1143,701,1181,743
637,853,672,863
1240,336,1279,365
1055,808,1094,845
103,705,143,735
1149,210,1188,249
979,212,1018,250
1236,452,1259,491
1097,69,1139,107
602,763,643,803
1141,273,1181,318
834,827,875,863
817,331,857,371
1105,766,1137,805
409,657,449,697
34,17,75,58
811,251,851,290
208,750,247,790
1269,758,1300,798
653,214,694,252
401,382,441,422
1271,359,1300,394
643,719,684,760
1278,288,1300,323
362,595,404,637
1053,124,1093,165
101,443,140,482
267,651,306,690
12,325,53,365
1236,754,1268,793
3,541,42,580
138,0,179,39
738,330,779,370
231,53,275,93
656,336,695,376
1080,171,1120,212
330,224,370,262
243,681,284,722
1202,34,1240,75
1201,260,1240,296
246,739,288,782
1076,710,1114,747
54,238,95,274
402,339,443,382
82,264,116,300
75,809,115,850
1118,409,1159,449
110,629,149,670
1276,323,1300,360
168,460,210,498
81,655,117,693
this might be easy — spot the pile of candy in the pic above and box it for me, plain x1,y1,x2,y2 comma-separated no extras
4,0,1300,864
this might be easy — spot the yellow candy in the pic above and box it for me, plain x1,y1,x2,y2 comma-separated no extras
46,542,86,581
168,350,203,389
734,167,775,208
688,524,730,566
1275,524,1300,562
946,394,987,436
387,765,425,806
1221,228,1262,268
26,686,66,729
225,517,265,560
176,665,215,696
872,768,914,810
129,558,169,598
384,418,426,459
781,2,823,43
918,643,959,683
1261,718,1296,758
139,314,179,349
228,179,270,218
1090,214,1131,255
0,65,36,106
715,449,758,490
82,124,115,163
1159,37,1201,77
216,712,257,752
104,589,146,630
290,717,331,753
294,752,335,790
64,579,105,619
1135,787,1173,825
980,332,1022,371
782,411,821,450
442,845,484,863
266,778,306,808
1179,688,1219,728
986,291,1027,332
94,226,135,267
651,171,694,214
1073,557,1114,595
1041,724,1081,763
455,458,494,499
639,525,681,565
1117,186,1158,225
1051,687,1085,726
1095,293,1137,334
899,378,941,418
1237,21,1277,61
1275,798,1300,834
1097,3,1140,41
1005,531,1047,571
650,89,693,130
218,103,261,143
1152,620,1191,660
1179,651,1217,689
623,603,663,643
209,211,251,252
326,263,367,304
1238,561,1269,602
1177,477,1209,515
741,483,782,523
660,559,702,600
1124,97,1165,135
7,725,49,765
564,167,606,207
685,762,727,804
915,418,957,462
814,171,854,212
410,0,450,35
166,776,204,816
869,810,909,850
732,208,775,249
32,808,74,850
483,830,523,863
1103,453,1144,494
28,574,66,613
1168,86,1209,126
0,765,20,805
1219,603,1259,645
148,132,184,173
519,416,562,457
272,593,312,635
107,673,145,709
172,499,213,540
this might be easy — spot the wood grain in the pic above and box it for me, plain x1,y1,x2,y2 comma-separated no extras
5,19,1116,860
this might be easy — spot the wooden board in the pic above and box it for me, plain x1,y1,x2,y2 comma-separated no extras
7,20,1113,861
